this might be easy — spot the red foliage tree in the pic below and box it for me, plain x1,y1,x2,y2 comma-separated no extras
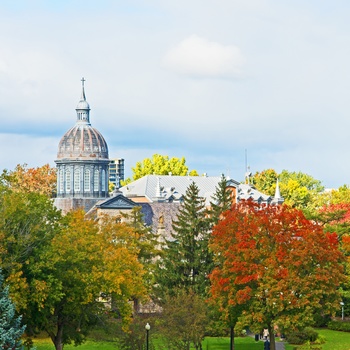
209,200,345,350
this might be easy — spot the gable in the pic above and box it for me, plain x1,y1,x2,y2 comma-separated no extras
96,194,137,210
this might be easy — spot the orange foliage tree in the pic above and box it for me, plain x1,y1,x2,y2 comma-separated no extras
1,164,56,196
209,200,345,350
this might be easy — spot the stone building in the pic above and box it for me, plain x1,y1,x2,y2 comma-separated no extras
54,79,110,213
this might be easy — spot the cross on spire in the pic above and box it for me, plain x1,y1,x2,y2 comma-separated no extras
80,77,86,101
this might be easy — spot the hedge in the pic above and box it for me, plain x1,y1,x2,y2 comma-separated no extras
328,320,350,332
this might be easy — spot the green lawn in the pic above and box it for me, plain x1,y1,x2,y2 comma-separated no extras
201,337,261,349
31,329,350,350
33,336,261,350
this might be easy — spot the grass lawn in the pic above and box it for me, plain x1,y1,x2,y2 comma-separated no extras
32,336,262,350
201,336,262,349
285,328,350,350
32,329,350,350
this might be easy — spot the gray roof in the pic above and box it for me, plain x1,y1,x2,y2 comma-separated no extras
120,174,277,206
120,175,232,205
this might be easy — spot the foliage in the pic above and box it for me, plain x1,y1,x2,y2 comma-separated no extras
0,270,26,350
327,320,350,332
115,315,155,350
0,187,146,350
208,174,233,226
209,200,345,350
0,164,56,197
0,187,62,312
155,182,211,299
122,154,198,184
251,169,324,209
158,289,207,350
120,207,162,281
286,327,319,345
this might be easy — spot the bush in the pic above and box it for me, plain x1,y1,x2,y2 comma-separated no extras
287,327,319,345
328,320,350,332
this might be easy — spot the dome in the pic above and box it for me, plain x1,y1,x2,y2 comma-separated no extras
57,123,109,160
56,78,109,160
76,99,90,110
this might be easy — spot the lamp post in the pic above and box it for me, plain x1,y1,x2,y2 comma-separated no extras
145,323,150,350
340,302,345,320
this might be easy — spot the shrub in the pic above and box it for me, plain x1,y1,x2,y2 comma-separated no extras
287,327,319,345
303,327,318,342
328,320,350,332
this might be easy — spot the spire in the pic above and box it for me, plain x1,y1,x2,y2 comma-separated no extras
80,77,86,101
76,77,90,123
273,179,284,205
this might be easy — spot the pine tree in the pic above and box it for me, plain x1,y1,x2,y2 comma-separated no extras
155,181,212,298
0,271,26,350
208,174,232,226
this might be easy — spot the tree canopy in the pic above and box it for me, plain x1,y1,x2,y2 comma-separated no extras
155,182,211,299
251,169,324,209
209,200,345,350
123,154,198,185
0,164,56,197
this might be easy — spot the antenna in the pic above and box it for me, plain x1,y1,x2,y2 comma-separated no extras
244,149,252,184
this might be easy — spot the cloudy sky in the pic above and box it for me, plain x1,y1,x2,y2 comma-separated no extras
0,0,350,188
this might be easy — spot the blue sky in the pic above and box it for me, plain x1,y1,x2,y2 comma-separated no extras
1,0,350,188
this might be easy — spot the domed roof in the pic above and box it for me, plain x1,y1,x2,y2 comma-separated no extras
57,123,108,160
56,78,109,160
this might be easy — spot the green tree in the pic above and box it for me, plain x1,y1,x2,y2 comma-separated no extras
159,289,207,350
251,169,324,209
123,154,198,184
0,270,26,350
251,169,278,196
155,182,211,299
208,174,232,226
30,210,146,350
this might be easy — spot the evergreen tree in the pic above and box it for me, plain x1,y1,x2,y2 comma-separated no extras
0,271,26,350
208,174,232,226
155,182,212,299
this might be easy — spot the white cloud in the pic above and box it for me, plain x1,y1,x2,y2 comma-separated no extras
162,35,245,78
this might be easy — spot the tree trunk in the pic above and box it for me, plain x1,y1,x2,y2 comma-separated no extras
51,322,64,350
230,326,235,350
268,324,275,350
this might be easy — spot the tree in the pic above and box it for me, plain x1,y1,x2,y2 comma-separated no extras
159,289,207,350
155,182,211,299
0,270,26,350
0,164,56,197
0,185,146,350
208,174,232,226
251,169,324,209
28,211,146,350
123,154,198,184
209,200,345,350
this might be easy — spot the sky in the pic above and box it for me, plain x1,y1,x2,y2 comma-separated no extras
1,0,350,188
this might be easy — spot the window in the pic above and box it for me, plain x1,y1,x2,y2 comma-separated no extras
74,168,80,191
94,169,99,191
66,170,71,192
59,169,64,192
102,169,106,191
84,169,90,192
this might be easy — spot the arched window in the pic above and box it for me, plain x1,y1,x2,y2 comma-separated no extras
66,170,71,192
101,169,106,191
84,169,90,192
74,168,80,191
94,169,99,191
